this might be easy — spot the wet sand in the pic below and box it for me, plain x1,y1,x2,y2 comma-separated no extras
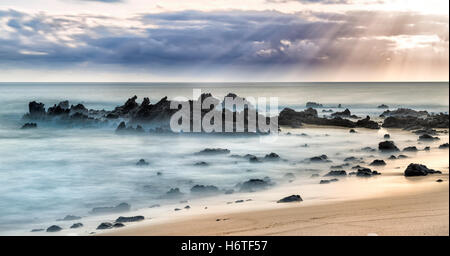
105,175,448,236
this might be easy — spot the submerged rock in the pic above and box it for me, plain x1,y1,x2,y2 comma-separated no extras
113,223,125,228
384,134,390,139
136,159,149,166
190,185,219,194
90,203,131,215
369,159,386,166
97,222,113,230
378,141,399,152
194,161,209,166
164,188,183,198
418,134,440,141
31,228,44,232
21,123,37,129
324,170,347,176
356,168,380,177
239,178,270,192
310,155,330,162
277,195,303,203
306,102,323,108
115,216,144,223
439,143,449,149
70,223,83,229
46,225,62,232
196,148,230,155
403,146,418,152
264,152,280,160
320,179,338,184
377,104,389,109
404,163,441,177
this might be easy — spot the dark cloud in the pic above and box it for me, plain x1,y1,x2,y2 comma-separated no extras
0,9,447,71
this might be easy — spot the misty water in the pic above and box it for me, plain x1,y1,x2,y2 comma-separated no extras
0,82,448,234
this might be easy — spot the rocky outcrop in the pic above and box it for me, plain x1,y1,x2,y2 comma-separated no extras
382,113,449,130
310,155,330,162
331,109,358,118
403,146,418,152
97,222,113,230
264,152,280,161
418,134,439,141
380,108,428,118
306,102,323,108
404,163,441,177
279,108,378,129
70,223,83,229
377,104,389,109
356,167,381,177
439,143,449,149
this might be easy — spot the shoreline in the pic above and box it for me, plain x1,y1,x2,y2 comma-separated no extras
104,178,449,236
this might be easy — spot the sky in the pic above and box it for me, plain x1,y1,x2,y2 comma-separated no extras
0,0,448,82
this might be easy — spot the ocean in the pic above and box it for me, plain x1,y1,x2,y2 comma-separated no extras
0,82,448,234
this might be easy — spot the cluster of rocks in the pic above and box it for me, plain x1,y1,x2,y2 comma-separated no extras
404,164,441,177
380,108,448,130
278,108,379,129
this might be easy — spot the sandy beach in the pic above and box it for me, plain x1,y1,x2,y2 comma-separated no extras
105,181,448,236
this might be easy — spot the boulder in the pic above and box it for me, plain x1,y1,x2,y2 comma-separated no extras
378,141,399,152
418,134,439,141
369,160,386,166
277,195,303,203
239,178,270,192
46,225,62,232
264,152,280,160
356,116,380,129
115,216,145,223
356,168,380,177
58,215,82,221
404,163,441,177
28,101,46,118
96,222,113,230
70,223,83,229
439,143,449,149
136,159,149,166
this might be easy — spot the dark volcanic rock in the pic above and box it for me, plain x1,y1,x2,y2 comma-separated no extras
239,178,270,192
331,109,356,118
418,134,440,141
115,216,144,223
388,155,397,160
424,146,431,151
356,116,380,129
382,113,449,130
320,178,338,184
380,108,428,118
377,104,389,109
324,170,347,176
404,163,441,177
356,168,380,177
439,143,449,149
190,185,219,194
398,154,408,159
264,152,280,160
369,160,386,166
196,148,230,155
113,223,125,228
306,102,323,108
310,155,330,162
384,134,390,139
136,159,149,166
436,179,443,182
278,107,357,128
403,146,418,152
70,223,83,229
28,101,46,118
46,225,62,232
378,141,399,152
97,222,113,230
277,195,303,203
21,123,37,129
91,203,131,215
349,129,356,133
